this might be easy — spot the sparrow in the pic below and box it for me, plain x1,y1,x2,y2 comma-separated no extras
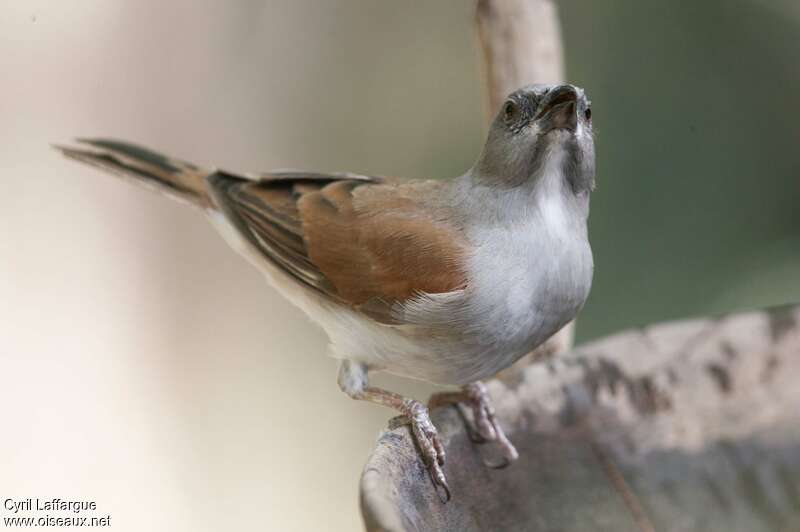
56,83,595,500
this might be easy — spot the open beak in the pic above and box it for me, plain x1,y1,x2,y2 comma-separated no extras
535,85,578,131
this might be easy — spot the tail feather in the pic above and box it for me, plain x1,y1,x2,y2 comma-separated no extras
54,138,213,209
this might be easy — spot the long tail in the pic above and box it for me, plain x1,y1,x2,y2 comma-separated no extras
54,138,213,209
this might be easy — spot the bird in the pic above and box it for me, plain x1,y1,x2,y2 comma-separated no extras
55,83,595,500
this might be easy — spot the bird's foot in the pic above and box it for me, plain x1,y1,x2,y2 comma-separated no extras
429,382,518,469
397,399,450,502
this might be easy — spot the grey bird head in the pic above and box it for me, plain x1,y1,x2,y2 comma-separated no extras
474,84,595,194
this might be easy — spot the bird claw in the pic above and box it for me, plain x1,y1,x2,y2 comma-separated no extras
464,383,519,466
394,385,516,501
405,400,450,502
431,383,519,468
432,473,451,503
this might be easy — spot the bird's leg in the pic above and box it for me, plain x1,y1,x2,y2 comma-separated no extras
429,382,518,468
337,360,449,501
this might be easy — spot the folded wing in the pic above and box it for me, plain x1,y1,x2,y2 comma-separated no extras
208,172,468,323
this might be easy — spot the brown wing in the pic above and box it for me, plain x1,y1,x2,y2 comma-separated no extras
207,171,468,322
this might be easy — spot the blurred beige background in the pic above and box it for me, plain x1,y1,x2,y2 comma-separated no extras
0,2,478,531
2,1,798,531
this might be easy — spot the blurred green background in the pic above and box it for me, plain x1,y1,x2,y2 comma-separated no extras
559,0,800,339
1,1,797,531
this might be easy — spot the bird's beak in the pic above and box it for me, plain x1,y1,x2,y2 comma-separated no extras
535,85,579,132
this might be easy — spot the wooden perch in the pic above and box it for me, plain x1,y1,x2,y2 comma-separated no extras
360,304,800,531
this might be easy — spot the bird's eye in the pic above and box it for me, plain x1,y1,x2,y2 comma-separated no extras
584,107,592,121
503,101,517,122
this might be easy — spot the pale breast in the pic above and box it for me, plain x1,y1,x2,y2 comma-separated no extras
453,175,593,378
466,220,590,359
